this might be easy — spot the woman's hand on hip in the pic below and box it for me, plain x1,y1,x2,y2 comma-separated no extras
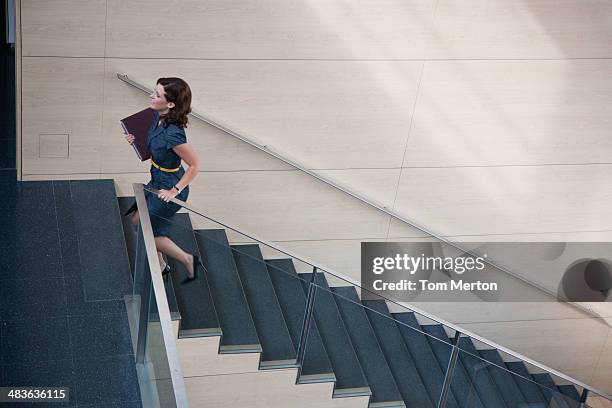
158,189,179,202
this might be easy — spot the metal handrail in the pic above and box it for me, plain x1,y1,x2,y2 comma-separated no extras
116,72,605,323
141,185,611,402
133,183,189,407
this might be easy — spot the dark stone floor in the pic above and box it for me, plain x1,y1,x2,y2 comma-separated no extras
0,175,141,407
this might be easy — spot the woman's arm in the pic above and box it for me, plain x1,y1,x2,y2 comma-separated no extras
157,143,200,202
172,143,200,190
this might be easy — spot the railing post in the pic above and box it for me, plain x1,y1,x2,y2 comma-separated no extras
132,183,189,407
133,223,152,364
134,272,151,363
580,389,589,407
296,267,318,369
437,331,462,408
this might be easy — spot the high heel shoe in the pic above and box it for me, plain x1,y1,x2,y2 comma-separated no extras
162,264,171,275
162,263,171,282
123,202,138,217
181,254,203,285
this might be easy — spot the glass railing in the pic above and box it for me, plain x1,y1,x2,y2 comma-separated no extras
449,346,584,408
117,72,605,324
137,183,609,408
129,184,188,407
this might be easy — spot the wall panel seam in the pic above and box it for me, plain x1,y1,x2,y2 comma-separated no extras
20,55,612,61
386,61,426,239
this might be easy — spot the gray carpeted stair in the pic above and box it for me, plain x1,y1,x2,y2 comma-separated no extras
421,324,486,408
392,312,460,408
558,384,581,404
166,215,220,336
531,373,575,408
477,348,529,408
456,337,508,408
193,229,260,352
364,301,438,408
231,244,297,368
299,272,371,399
332,287,405,408
264,259,335,384
505,361,549,407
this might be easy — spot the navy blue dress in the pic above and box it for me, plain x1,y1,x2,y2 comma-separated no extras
127,112,190,237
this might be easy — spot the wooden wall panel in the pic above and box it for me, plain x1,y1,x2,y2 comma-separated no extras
21,57,104,175
21,0,106,57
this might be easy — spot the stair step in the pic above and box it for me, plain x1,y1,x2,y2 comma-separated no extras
299,272,371,398
420,324,485,408
363,301,436,408
505,361,548,406
332,287,405,408
231,244,297,367
477,348,529,407
118,196,181,321
163,275,182,321
264,259,334,383
193,229,260,352
70,180,132,301
164,216,221,337
456,337,508,408
392,313,460,408
532,373,576,408
557,385,581,404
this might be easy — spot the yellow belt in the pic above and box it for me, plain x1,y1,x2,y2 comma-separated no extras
151,159,180,173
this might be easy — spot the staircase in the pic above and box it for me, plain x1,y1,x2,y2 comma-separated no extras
118,194,590,408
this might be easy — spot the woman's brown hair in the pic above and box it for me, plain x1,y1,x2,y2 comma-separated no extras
157,77,192,128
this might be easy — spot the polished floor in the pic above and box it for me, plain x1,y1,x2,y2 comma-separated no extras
0,174,141,407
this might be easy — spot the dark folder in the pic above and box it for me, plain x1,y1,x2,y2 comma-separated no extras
120,108,155,161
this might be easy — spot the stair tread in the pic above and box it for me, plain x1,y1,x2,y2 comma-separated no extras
265,259,334,381
532,373,577,408
557,384,581,402
364,300,440,408
421,324,485,408
477,348,529,407
230,244,296,365
299,272,370,395
166,217,220,334
193,229,260,348
456,337,508,408
505,361,548,406
69,180,132,301
332,287,405,407
392,312,461,408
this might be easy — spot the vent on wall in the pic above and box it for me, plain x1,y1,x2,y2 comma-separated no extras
39,133,69,158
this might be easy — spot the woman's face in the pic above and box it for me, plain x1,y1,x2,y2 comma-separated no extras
149,83,174,113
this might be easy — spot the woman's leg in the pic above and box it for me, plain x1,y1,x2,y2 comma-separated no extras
131,210,169,271
154,236,194,278
158,252,166,270
130,209,139,227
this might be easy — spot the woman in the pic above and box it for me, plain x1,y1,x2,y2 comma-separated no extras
125,77,203,284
